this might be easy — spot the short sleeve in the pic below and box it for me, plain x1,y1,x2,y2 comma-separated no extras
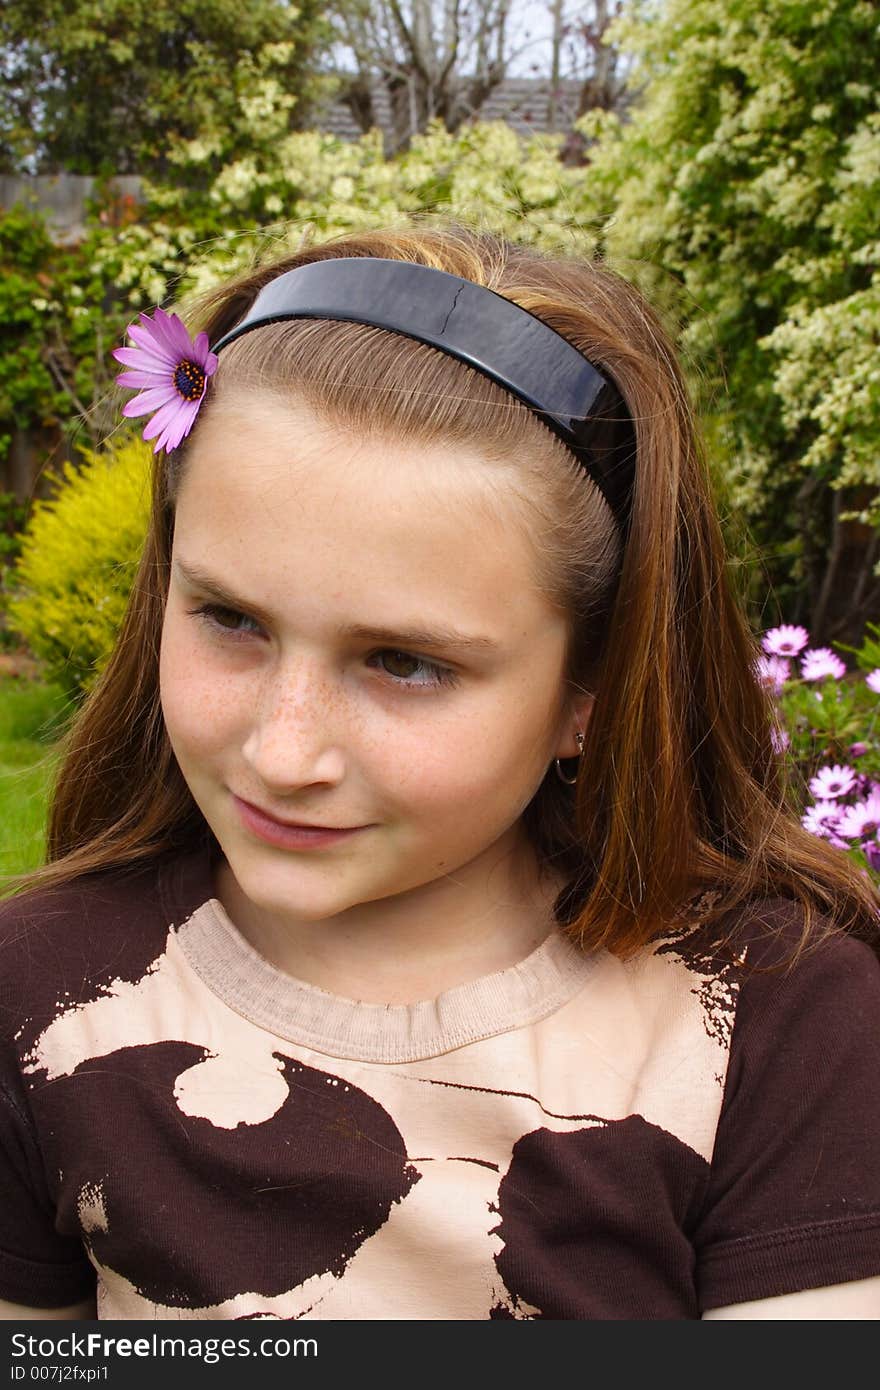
0,881,97,1308
0,853,212,1311
693,924,880,1312
0,1038,96,1307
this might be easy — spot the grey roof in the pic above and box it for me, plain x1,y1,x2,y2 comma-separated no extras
312,75,584,142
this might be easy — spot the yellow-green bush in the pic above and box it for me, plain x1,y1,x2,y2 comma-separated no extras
5,435,152,700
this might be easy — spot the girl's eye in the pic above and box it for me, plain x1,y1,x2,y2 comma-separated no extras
367,650,458,690
186,604,458,691
188,603,262,639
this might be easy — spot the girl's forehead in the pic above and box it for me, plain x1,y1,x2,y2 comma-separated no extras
180,389,535,544
175,390,558,629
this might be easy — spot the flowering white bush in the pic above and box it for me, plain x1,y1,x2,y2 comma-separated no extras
575,0,880,611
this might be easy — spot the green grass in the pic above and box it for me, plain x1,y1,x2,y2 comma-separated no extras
0,676,73,883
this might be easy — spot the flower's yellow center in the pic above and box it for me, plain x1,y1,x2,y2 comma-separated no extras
173,359,206,401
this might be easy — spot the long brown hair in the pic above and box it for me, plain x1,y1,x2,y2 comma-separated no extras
8,219,880,963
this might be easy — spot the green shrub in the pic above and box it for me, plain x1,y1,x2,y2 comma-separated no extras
5,435,152,700
0,490,29,651
0,202,128,458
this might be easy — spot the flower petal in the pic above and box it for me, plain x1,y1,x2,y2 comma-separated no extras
190,332,218,375
143,394,198,442
142,397,188,441
126,322,175,363
148,308,191,357
117,344,171,378
153,400,200,453
115,368,171,389
160,409,198,453
129,320,166,356
122,398,154,420
123,396,165,421
151,427,175,455
163,311,199,360
113,345,166,370
121,385,177,416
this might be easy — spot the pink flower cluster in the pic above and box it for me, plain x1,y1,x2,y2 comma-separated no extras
755,624,880,873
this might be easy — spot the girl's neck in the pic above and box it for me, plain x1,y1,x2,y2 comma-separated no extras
212,830,564,1006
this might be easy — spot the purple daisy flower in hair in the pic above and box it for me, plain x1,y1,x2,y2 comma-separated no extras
112,307,219,455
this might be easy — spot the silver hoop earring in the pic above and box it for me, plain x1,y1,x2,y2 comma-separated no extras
554,730,585,786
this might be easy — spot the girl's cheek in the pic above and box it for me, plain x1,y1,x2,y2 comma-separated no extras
398,726,503,804
169,666,251,746
160,627,237,743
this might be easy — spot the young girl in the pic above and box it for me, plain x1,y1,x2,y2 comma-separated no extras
1,221,879,1322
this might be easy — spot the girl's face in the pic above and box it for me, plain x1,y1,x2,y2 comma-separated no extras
159,390,591,928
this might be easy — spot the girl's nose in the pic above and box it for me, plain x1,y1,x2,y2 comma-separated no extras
241,669,346,790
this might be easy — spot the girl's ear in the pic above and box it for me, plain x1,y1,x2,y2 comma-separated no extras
554,690,596,761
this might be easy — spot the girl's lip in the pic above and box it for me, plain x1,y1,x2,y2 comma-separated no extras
232,795,367,847
236,796,358,829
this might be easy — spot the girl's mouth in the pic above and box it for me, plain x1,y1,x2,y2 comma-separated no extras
232,795,368,850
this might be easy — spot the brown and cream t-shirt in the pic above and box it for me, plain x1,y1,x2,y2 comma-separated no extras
1,844,879,1320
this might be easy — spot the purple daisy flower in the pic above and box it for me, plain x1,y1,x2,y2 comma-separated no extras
867,669,880,694
835,792,880,844
801,800,843,838
754,653,791,695
112,307,218,455
808,763,856,801
761,624,810,657
799,646,847,682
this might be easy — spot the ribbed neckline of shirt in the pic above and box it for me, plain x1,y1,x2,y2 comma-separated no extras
172,886,600,1065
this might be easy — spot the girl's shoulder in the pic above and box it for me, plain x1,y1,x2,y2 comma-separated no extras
662,884,880,975
0,844,217,1037
650,887,880,1066
677,894,880,1305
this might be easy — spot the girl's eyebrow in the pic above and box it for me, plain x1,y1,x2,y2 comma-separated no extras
173,560,501,655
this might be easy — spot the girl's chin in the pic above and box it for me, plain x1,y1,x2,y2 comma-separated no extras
223,858,452,925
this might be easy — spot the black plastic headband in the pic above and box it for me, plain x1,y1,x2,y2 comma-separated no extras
211,257,636,539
